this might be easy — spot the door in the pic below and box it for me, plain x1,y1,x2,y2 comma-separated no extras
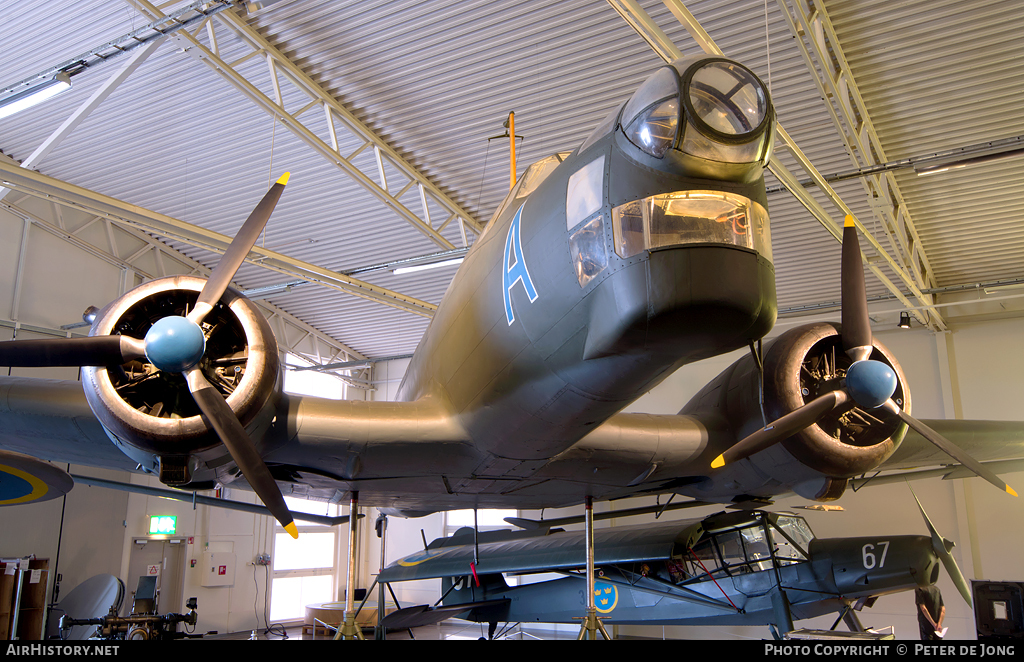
125,538,186,615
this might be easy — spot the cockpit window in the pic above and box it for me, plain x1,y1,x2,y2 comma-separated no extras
566,155,605,230
484,153,570,233
611,190,771,263
770,516,813,565
518,154,561,198
675,513,810,584
621,66,679,131
689,61,767,135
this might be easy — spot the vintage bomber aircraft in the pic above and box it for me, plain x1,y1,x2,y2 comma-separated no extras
374,495,970,637
0,54,1021,533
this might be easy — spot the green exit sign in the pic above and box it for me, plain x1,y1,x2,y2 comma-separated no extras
149,515,176,535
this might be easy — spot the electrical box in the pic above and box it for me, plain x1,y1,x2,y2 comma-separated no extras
200,552,236,587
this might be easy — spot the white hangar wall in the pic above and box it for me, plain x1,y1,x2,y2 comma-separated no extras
0,194,364,637
604,315,1024,640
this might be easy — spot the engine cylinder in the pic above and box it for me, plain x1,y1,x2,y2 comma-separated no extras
762,322,909,477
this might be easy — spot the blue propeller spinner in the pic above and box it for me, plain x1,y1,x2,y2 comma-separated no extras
144,316,207,373
844,359,898,410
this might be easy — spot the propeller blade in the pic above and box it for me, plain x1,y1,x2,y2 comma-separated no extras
184,367,297,538
0,335,146,367
884,400,1018,497
841,215,873,363
188,172,290,325
910,486,973,608
712,390,849,468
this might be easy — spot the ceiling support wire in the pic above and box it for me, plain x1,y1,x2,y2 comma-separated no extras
764,0,772,95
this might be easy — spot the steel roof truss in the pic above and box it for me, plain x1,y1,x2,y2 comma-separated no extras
124,0,481,253
776,0,942,326
0,160,437,319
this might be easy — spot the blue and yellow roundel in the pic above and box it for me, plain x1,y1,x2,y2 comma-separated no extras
0,463,48,505
397,548,445,567
594,581,618,613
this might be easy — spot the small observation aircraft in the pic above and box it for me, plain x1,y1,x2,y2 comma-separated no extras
0,53,1020,534
374,493,969,639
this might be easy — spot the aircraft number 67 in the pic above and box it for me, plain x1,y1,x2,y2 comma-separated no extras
862,541,890,569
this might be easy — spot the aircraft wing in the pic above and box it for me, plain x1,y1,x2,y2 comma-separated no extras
883,419,1024,469
0,377,138,471
377,518,702,583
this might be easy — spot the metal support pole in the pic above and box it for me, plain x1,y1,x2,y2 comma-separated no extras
336,492,364,640
577,497,610,640
374,513,387,641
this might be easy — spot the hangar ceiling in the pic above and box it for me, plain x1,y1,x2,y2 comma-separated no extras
1,0,1022,369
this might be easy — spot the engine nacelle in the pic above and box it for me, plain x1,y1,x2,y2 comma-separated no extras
81,276,280,486
682,322,909,499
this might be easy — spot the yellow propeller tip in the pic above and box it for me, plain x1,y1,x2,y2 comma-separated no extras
1008,486,1018,497
711,455,726,469
276,172,291,186
844,214,855,227
285,522,299,539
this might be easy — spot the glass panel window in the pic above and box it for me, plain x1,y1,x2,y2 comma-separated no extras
681,121,764,164
626,98,679,158
622,66,679,131
568,215,608,288
446,509,516,529
283,353,346,399
270,495,341,624
688,61,767,136
770,516,813,565
684,538,721,578
273,531,336,571
566,155,605,230
611,190,771,262
269,574,334,622
518,155,561,198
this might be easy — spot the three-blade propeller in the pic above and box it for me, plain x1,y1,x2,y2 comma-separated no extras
0,173,298,538
712,216,1017,498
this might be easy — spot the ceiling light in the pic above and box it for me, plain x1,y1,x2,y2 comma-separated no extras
0,74,71,120
241,280,306,299
393,258,464,275
898,312,911,329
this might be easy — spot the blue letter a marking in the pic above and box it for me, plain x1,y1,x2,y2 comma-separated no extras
503,204,538,326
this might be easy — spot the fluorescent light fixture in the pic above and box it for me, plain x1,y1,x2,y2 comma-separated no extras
0,73,72,120
393,257,464,275
242,280,305,299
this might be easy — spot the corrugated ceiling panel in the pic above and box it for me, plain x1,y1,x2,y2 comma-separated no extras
1,0,1021,358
